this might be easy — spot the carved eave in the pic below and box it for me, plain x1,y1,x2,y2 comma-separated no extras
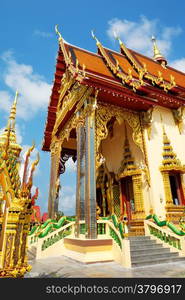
117,37,177,93
92,32,144,92
171,106,185,134
55,26,86,83
52,78,93,137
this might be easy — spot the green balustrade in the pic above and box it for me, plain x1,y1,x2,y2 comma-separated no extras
147,221,182,251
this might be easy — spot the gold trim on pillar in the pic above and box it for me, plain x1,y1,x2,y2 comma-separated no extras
171,106,184,134
48,136,62,219
57,87,93,144
95,103,144,169
140,107,153,140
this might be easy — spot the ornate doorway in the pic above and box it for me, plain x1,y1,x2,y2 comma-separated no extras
169,173,185,206
120,177,134,223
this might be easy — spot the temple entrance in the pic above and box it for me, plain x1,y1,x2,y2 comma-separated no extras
120,177,134,223
169,173,185,205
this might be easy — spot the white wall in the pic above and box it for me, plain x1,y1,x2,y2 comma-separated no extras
144,106,185,218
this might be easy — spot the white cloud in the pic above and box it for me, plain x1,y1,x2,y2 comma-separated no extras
65,157,77,173
170,58,185,73
33,30,54,38
59,185,76,215
107,16,182,57
0,51,52,119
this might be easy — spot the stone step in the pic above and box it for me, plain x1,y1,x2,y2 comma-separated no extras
131,252,179,262
131,247,171,258
132,256,185,268
129,236,151,241
129,239,158,245
130,241,163,250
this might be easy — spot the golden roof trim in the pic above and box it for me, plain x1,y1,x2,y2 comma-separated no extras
115,36,176,92
55,25,86,82
92,31,144,92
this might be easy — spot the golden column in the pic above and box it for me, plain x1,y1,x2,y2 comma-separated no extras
75,110,86,237
132,172,145,219
84,97,97,239
48,138,61,219
161,171,173,206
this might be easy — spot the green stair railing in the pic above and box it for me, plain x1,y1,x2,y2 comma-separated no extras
145,214,185,252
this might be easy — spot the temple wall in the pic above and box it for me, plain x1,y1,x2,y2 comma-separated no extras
144,106,185,219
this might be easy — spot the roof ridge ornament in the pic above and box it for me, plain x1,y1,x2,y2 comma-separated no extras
55,24,62,41
91,30,101,46
114,34,174,92
113,32,123,46
151,36,167,68
55,24,72,67
55,25,86,82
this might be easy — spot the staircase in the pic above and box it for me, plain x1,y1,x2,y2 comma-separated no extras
129,236,185,267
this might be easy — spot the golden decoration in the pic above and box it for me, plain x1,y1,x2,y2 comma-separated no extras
114,36,176,92
140,107,153,140
171,106,184,134
95,103,144,169
92,32,144,91
55,25,86,82
0,95,39,278
159,124,185,221
53,70,92,136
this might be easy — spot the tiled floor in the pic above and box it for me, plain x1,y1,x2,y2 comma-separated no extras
25,255,185,278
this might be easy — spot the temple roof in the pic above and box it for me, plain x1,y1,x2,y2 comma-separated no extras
42,31,185,151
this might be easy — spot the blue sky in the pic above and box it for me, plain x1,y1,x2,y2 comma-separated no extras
0,0,185,216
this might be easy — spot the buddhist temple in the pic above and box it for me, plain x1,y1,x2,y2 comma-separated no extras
31,26,185,267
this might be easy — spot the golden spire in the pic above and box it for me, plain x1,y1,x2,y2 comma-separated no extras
151,36,167,67
8,90,18,129
0,91,22,156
